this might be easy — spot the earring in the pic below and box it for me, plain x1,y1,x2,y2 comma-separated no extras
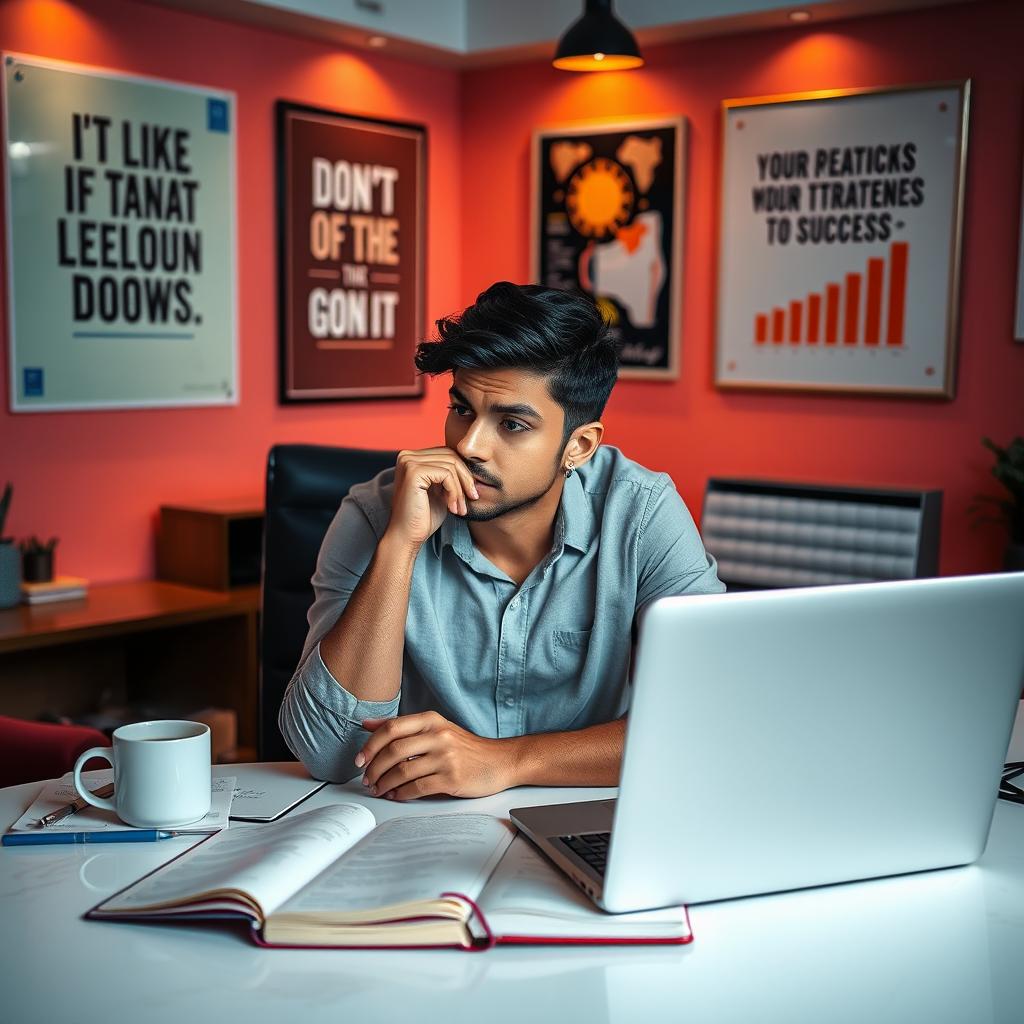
564,459,575,478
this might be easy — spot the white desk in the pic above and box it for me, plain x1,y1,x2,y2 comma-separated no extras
1,712,1023,1024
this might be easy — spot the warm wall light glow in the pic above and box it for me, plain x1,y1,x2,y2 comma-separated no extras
367,35,387,47
9,1,103,41
305,52,402,111
789,10,812,21
763,32,867,80
552,53,644,72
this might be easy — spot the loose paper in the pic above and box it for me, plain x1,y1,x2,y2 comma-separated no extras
8,769,235,833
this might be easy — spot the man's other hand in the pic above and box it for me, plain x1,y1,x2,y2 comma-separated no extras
355,712,514,800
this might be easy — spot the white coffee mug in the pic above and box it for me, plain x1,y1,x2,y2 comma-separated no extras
72,720,212,828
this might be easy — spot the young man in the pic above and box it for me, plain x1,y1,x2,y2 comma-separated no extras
279,282,724,799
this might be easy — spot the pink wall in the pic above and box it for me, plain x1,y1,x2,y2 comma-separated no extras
461,0,1024,576
0,0,463,581
1,0,1022,581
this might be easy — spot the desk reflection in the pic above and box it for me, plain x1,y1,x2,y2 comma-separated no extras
615,865,993,1024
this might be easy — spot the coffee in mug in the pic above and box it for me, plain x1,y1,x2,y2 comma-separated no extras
72,720,212,828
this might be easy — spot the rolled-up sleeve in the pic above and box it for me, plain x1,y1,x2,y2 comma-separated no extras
278,488,402,782
634,477,726,614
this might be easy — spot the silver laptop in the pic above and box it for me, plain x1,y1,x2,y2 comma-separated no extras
510,572,1024,912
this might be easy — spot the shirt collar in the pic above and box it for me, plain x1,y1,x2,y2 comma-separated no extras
431,468,592,561
559,467,592,553
432,512,473,561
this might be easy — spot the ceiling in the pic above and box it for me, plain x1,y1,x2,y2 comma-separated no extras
150,0,971,68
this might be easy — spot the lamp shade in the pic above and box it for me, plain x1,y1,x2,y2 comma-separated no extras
553,0,644,72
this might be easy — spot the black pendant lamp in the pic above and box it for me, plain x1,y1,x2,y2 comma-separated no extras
553,0,644,72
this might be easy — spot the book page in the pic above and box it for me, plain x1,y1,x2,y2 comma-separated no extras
477,837,688,939
277,813,514,916
98,803,376,919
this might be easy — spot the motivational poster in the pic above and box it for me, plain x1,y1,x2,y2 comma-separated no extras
532,117,686,379
277,102,425,401
3,53,236,410
716,83,969,397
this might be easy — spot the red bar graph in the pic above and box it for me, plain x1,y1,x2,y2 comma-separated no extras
865,258,884,346
751,243,910,349
807,294,821,345
825,284,840,345
887,242,908,347
844,273,861,346
789,301,802,344
755,313,768,344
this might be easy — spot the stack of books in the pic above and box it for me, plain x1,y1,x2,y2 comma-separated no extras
20,575,89,604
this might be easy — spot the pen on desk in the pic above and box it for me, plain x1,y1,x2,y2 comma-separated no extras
2,829,217,847
37,782,116,828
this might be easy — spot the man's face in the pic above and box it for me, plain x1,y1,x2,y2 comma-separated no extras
444,367,567,522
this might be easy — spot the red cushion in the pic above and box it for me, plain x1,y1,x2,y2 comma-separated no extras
0,716,111,788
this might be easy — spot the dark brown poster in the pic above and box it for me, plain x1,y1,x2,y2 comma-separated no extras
277,102,426,401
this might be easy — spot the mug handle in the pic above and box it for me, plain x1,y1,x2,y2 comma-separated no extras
72,747,117,812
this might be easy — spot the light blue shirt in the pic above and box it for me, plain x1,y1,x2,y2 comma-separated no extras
279,445,724,781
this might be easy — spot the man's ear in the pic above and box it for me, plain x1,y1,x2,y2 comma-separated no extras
565,421,604,468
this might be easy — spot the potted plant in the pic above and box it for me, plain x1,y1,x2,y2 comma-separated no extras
0,483,19,609
973,437,1024,571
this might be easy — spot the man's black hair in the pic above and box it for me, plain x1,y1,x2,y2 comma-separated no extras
414,282,619,445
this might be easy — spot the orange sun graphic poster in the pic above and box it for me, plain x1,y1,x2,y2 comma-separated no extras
532,117,686,379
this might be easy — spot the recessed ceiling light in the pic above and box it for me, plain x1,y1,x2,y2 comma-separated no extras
367,35,387,47
789,10,812,22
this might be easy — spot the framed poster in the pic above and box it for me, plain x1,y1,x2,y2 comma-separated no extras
715,83,970,398
532,117,685,380
3,53,237,411
277,101,426,402
1016,139,1024,341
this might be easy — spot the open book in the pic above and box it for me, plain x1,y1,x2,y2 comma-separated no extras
87,804,691,949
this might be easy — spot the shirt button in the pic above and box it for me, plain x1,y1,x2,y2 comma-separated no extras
504,697,515,707
509,598,519,610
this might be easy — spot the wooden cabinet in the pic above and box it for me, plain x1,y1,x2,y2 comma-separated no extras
157,501,263,591
0,581,260,760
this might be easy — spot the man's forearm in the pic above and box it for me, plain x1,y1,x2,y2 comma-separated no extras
318,534,418,703
503,718,626,788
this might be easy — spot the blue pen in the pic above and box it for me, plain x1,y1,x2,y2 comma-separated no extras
2,829,214,846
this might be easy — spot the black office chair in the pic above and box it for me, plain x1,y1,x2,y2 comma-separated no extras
259,444,398,761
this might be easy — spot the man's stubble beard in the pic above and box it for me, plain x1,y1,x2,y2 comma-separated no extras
461,457,564,523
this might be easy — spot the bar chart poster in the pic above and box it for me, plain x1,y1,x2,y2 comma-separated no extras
532,117,685,379
716,83,969,397
3,53,237,411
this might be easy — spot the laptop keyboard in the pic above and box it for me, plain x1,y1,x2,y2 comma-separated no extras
559,831,610,875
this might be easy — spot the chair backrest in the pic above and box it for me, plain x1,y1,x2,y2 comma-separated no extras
701,477,942,590
259,444,398,761
0,716,109,788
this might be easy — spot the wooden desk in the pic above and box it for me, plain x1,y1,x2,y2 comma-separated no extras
0,581,259,754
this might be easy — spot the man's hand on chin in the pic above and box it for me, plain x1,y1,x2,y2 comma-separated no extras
355,711,516,801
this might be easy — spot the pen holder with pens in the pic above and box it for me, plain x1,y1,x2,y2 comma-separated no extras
20,536,57,583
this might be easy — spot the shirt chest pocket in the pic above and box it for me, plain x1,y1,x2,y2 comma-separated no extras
551,629,593,677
